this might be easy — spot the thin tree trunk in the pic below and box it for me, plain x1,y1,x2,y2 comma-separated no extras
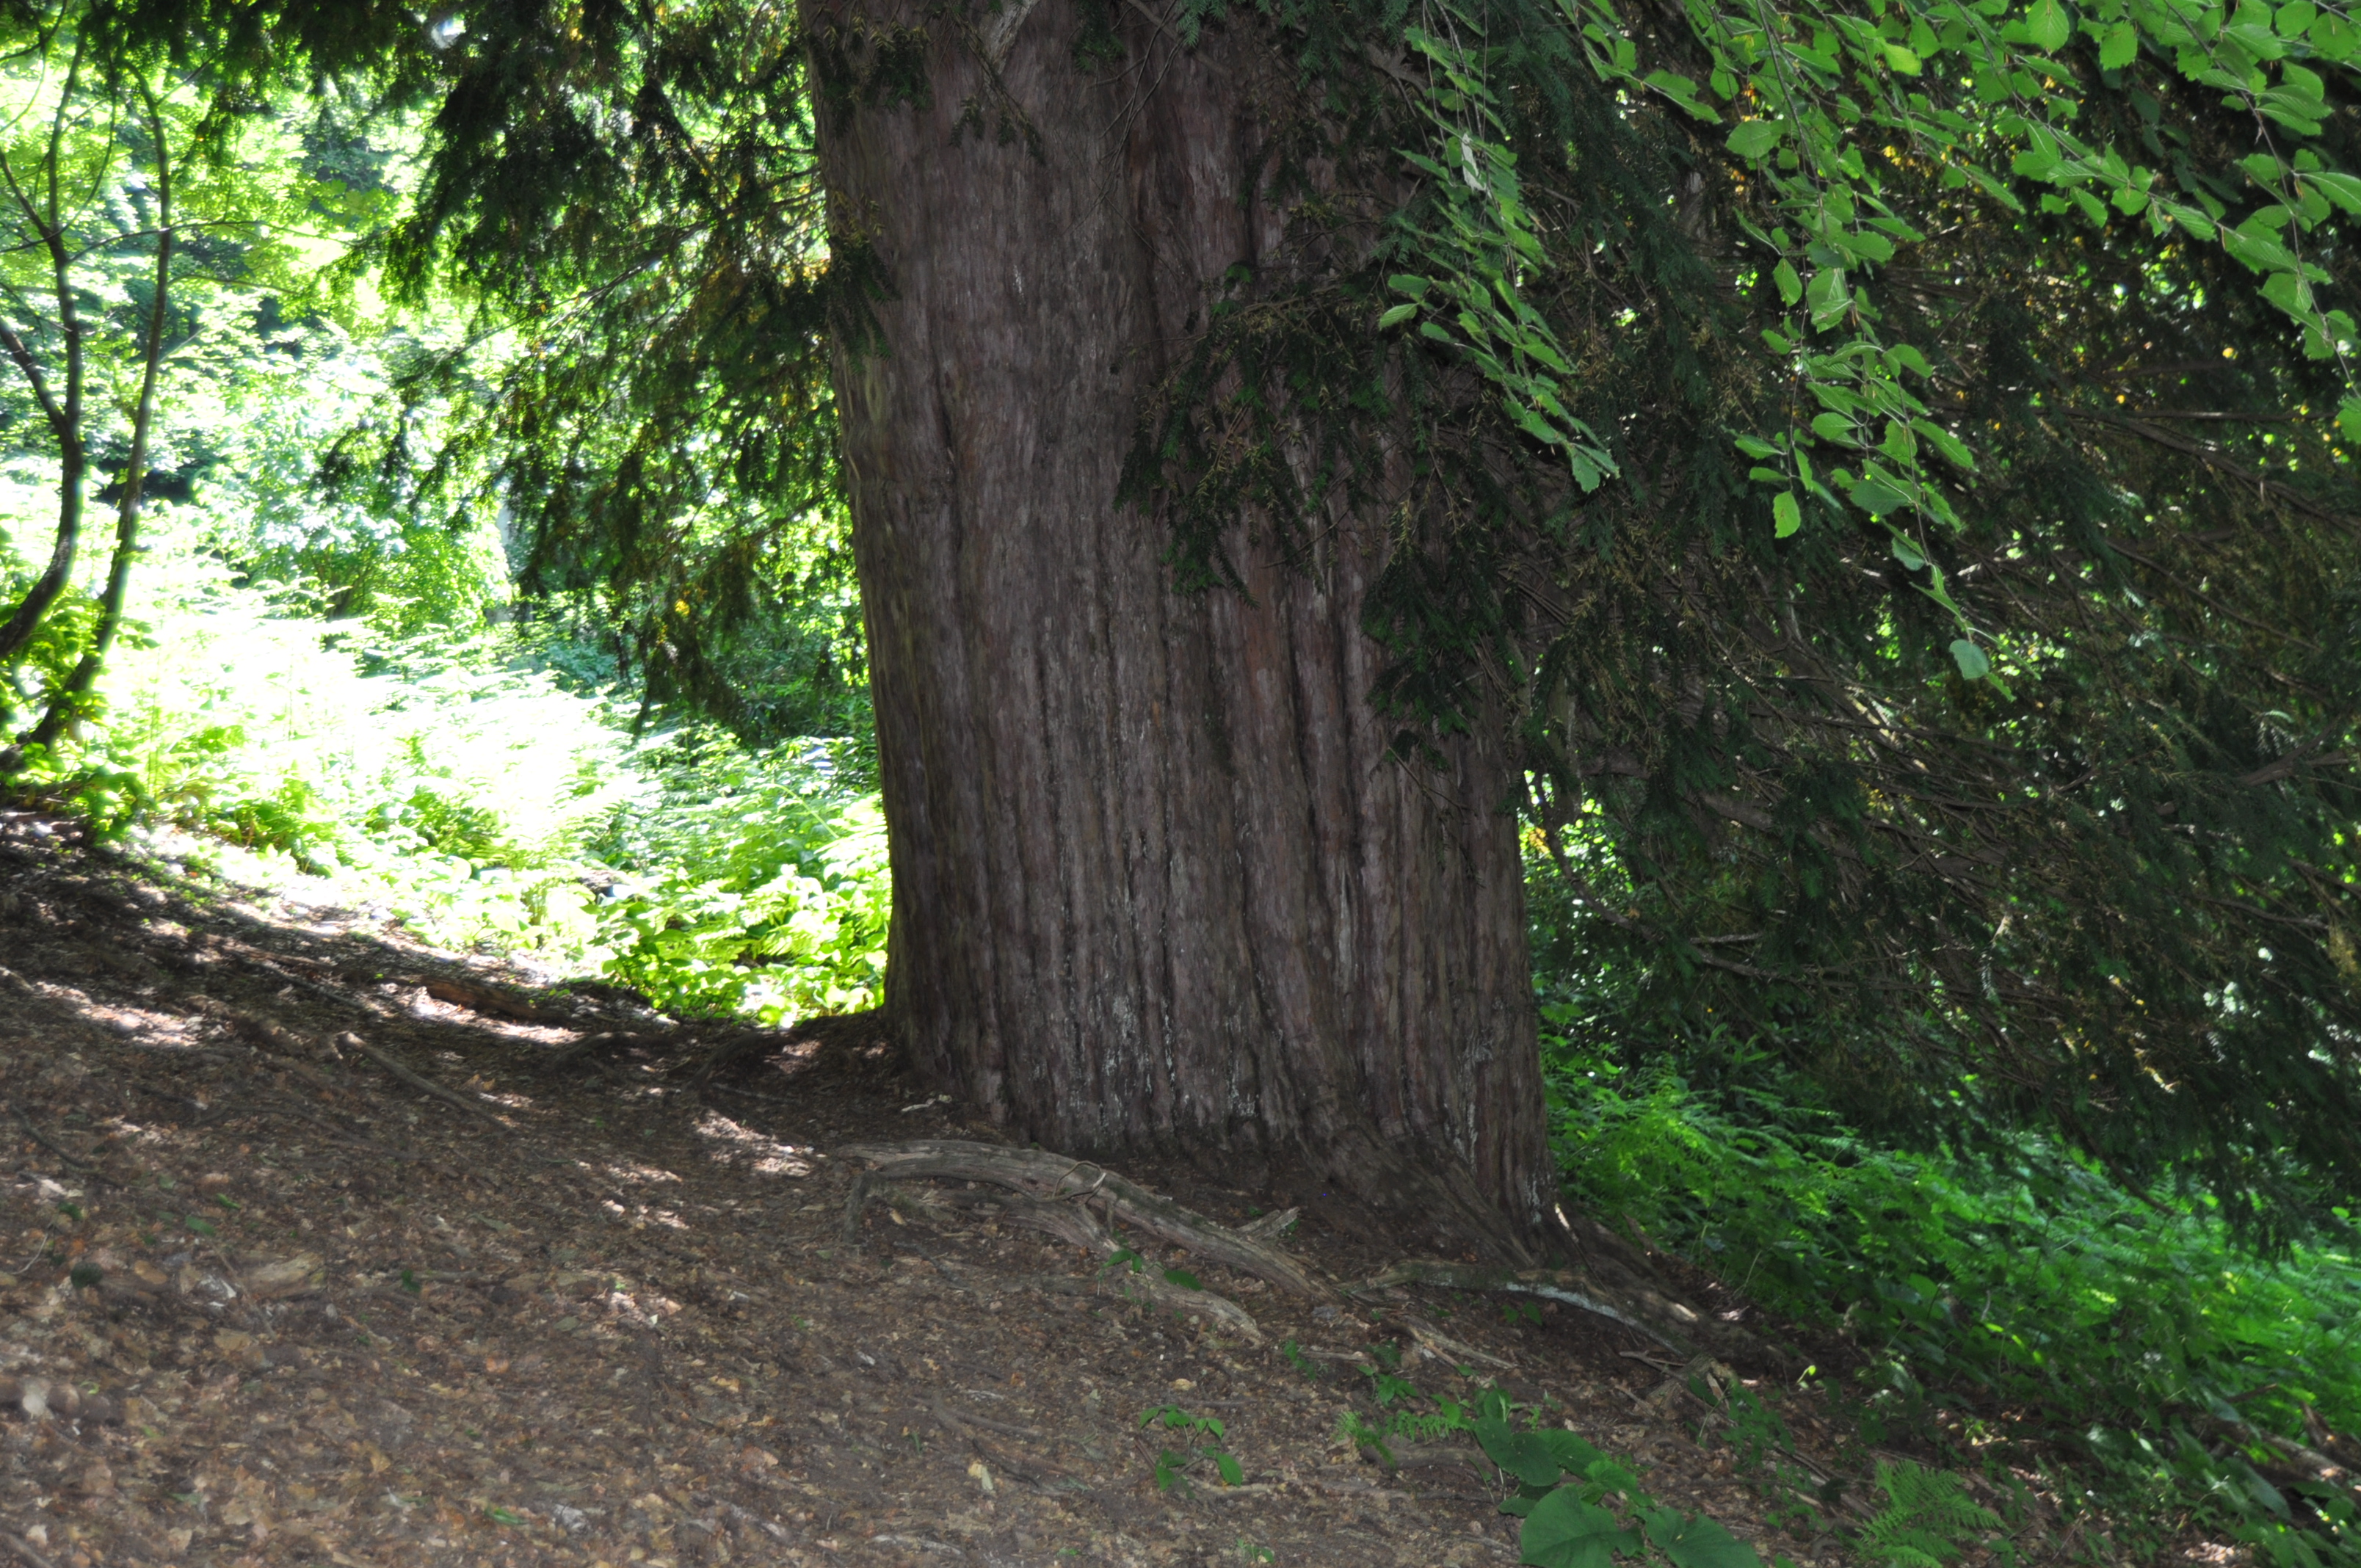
0,38,93,671
809,0,1553,1249
26,82,173,752
0,329,86,667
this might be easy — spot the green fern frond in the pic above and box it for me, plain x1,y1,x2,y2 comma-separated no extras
1856,1462,2002,1567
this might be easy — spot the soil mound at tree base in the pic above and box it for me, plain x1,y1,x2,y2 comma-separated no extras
0,815,1873,1566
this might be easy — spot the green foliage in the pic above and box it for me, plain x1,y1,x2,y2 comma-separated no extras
1346,1370,1760,1566
203,326,514,638
1386,18,1616,492
1463,1402,1767,1567
333,0,869,747
1856,1462,2002,1568
1140,0,2361,1231
587,730,889,1023
1521,1490,1642,1568
7,537,890,1033
1544,1022,2361,1558
1139,1405,1245,1491
0,540,109,732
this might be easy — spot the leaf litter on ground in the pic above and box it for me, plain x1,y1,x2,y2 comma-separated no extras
0,810,2092,1567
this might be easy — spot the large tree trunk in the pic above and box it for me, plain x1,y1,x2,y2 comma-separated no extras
810,0,1553,1249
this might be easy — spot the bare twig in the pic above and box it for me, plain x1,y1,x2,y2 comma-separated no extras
2,1531,62,1568
719,1502,791,1542
336,1034,508,1128
1353,1260,1715,1357
9,1106,121,1186
1400,1313,1515,1371
929,1395,1043,1440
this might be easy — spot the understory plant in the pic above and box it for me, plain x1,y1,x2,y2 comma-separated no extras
585,727,888,1023
1542,1017,2361,1561
4,540,890,1025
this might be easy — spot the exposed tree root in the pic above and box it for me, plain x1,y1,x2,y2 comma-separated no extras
541,1031,659,1075
844,1169,1270,1343
694,1010,888,1081
416,976,573,1026
840,1139,1742,1362
335,1031,509,1128
1396,1313,1515,1371
1352,1259,1723,1357
839,1139,1330,1298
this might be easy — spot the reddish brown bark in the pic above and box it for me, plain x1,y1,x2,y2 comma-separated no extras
810,0,1552,1246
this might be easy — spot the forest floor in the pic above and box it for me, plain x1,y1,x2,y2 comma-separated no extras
0,807,2004,1568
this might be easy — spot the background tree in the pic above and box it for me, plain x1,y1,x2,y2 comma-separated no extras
344,0,868,746
0,3,390,757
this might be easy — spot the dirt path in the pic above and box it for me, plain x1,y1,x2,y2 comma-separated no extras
0,810,1867,1567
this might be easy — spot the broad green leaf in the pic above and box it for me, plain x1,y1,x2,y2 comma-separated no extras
1950,639,1992,680
1214,1451,1244,1486
1538,1429,1612,1475
2261,269,2313,316
2339,397,2361,439
1773,260,1802,305
2303,171,2361,213
1885,343,1934,377
1377,303,1419,329
1890,534,1928,572
2099,21,2139,65
1726,120,1783,159
1521,1489,1642,1568
1514,404,1567,449
1387,273,1432,298
1773,492,1803,538
1884,42,1923,72
2027,0,2072,53
2239,152,2286,185
1854,475,1912,515
2221,226,2297,272
1163,1267,1202,1290
1805,267,1851,329
1641,1509,1763,1568
1912,420,1977,469
1476,1415,1567,1487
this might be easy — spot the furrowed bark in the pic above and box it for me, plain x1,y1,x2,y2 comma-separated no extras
808,0,1552,1248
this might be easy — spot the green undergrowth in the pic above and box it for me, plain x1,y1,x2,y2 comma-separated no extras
1326,1360,1990,1568
2,542,888,1025
1544,1026,2361,1563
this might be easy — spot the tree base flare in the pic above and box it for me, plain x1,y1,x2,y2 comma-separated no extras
839,1139,1746,1361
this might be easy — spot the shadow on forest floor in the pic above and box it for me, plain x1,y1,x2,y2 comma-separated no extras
0,809,2115,1567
